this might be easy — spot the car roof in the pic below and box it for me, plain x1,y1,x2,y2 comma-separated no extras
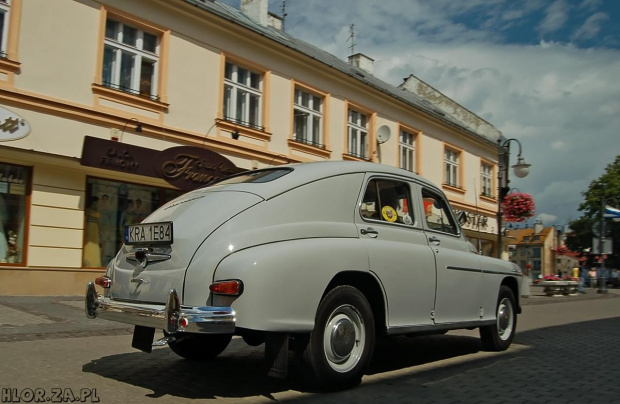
207,161,442,200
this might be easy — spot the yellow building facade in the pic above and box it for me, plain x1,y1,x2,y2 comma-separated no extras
0,0,503,295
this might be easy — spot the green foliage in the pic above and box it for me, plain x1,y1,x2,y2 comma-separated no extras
569,155,620,255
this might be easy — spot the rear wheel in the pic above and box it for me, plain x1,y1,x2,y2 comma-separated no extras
168,333,232,360
480,285,517,351
298,285,375,391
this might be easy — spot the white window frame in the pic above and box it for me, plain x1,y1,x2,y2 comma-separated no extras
444,148,460,187
223,62,262,130
103,18,160,100
0,0,11,58
400,130,416,172
481,162,493,197
293,87,323,147
348,109,369,159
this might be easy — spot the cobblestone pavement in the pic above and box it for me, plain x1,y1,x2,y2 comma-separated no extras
0,287,619,403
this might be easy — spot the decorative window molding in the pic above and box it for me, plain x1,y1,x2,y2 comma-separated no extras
223,61,263,131
480,160,494,199
443,145,462,189
93,7,169,113
293,86,324,148
345,105,373,161
399,128,418,173
0,0,22,76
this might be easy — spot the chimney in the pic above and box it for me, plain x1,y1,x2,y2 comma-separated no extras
534,220,543,234
348,53,374,75
241,0,268,26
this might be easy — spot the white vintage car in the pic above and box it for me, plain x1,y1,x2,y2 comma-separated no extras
86,161,522,390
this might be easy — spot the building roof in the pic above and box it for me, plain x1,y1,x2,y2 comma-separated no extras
183,0,500,148
507,227,553,244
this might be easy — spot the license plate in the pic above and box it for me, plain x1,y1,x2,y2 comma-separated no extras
125,221,173,245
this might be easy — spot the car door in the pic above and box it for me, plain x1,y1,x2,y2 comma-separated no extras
418,186,483,324
355,175,436,329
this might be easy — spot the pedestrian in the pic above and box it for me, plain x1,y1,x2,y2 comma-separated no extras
589,268,597,289
577,264,587,294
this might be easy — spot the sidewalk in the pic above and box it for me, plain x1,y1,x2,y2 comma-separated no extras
0,286,618,342
522,283,620,305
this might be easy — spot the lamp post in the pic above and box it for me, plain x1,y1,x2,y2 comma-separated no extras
497,138,531,259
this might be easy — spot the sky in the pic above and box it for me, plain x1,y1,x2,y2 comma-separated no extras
219,0,620,228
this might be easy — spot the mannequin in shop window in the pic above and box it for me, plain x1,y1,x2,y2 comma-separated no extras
83,196,102,267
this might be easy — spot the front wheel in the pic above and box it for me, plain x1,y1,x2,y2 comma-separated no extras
298,285,375,391
167,333,232,360
480,285,517,351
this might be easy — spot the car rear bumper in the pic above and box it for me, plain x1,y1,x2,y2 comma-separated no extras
85,282,236,334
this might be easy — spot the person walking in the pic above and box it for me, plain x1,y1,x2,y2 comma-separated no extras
577,264,587,294
589,268,597,289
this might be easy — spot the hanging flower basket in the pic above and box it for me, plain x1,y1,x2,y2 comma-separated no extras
502,192,536,222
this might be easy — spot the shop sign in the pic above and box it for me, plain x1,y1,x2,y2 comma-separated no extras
80,136,244,191
0,106,30,142
454,209,489,231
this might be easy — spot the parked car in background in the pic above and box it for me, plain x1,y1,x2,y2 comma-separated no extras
86,161,522,390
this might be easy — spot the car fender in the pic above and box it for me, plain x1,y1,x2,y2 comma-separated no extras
213,238,370,332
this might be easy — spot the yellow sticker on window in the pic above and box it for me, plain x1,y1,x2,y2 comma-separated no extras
381,206,397,222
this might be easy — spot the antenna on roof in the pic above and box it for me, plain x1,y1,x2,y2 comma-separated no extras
347,24,356,56
281,0,287,31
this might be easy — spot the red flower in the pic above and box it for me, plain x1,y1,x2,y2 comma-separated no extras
502,192,536,222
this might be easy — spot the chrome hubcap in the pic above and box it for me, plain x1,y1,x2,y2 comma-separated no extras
323,305,365,373
497,298,514,341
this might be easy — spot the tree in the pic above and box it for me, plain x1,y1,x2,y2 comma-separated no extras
568,155,620,264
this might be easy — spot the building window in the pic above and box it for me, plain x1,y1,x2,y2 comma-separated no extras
348,109,369,159
0,162,30,265
0,0,10,58
444,148,460,187
400,130,416,172
293,87,323,148
223,62,262,130
481,162,493,197
84,177,182,268
103,18,160,100
532,247,541,259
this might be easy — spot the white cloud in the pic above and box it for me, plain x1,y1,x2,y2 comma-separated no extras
571,12,609,41
539,0,571,34
251,0,620,225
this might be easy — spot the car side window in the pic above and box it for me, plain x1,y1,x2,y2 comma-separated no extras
361,179,414,226
421,189,458,235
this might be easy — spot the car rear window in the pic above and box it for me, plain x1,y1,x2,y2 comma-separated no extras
214,168,292,186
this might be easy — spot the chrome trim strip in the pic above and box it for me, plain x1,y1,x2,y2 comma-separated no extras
446,265,481,273
85,282,235,334
387,319,496,336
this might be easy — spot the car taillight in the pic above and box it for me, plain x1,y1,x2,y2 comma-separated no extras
209,280,243,296
95,276,112,288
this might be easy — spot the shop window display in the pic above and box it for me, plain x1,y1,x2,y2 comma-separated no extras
0,163,29,265
85,177,182,268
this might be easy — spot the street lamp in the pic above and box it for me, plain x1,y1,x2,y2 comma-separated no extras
497,138,532,259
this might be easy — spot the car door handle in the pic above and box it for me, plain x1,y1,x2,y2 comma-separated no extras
361,227,379,238
429,236,441,244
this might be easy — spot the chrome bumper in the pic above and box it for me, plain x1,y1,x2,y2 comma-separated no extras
85,282,235,334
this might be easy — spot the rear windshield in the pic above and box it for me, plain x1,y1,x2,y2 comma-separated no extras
213,168,292,186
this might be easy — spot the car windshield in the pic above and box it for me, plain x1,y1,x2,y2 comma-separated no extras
213,168,292,186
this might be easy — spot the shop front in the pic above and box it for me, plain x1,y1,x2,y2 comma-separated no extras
0,134,244,295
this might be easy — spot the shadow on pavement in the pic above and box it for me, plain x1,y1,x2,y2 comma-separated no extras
81,332,503,400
